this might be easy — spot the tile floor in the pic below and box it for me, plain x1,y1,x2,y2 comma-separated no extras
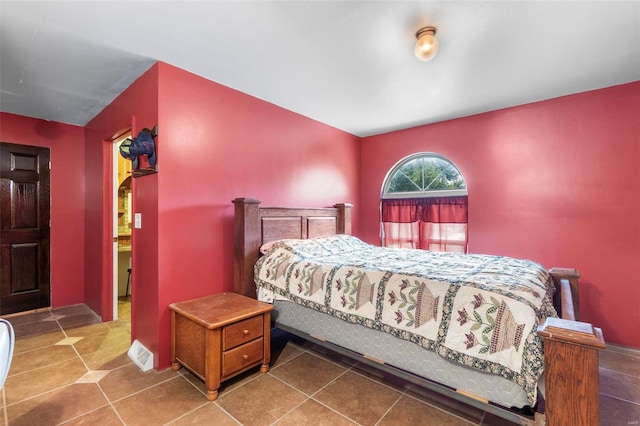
0,301,638,426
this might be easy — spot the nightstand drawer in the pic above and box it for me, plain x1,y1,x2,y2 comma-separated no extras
223,315,263,350
222,337,264,377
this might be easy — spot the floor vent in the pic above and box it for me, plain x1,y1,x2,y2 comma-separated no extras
128,339,153,372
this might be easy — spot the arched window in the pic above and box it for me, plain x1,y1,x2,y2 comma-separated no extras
381,153,468,252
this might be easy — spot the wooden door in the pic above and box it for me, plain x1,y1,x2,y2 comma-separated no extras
0,143,51,315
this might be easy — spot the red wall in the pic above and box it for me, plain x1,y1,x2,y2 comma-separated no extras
153,63,361,367
360,81,640,348
84,63,160,353
84,62,360,368
0,113,85,308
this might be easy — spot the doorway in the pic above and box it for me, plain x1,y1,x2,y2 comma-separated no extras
0,143,51,315
113,134,132,322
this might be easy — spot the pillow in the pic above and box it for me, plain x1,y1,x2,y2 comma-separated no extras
260,235,367,255
259,239,300,254
259,240,277,255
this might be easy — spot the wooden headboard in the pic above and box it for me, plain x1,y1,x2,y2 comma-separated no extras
233,198,353,298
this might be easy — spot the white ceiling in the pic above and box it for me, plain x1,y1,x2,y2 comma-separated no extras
1,1,639,137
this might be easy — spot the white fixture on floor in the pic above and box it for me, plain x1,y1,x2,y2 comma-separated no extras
128,339,153,371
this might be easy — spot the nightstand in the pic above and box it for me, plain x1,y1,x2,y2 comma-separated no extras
169,292,274,401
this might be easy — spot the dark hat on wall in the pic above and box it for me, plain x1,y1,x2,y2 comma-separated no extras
118,128,156,169
132,128,156,167
119,137,138,169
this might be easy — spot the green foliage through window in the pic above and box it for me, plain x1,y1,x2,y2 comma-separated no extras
384,154,466,196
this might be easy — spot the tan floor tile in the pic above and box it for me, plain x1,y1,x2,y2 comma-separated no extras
83,351,132,371
100,363,180,401
178,369,209,396
77,328,132,370
177,364,266,397
168,403,238,425
378,395,475,425
41,314,65,321
72,331,110,355
106,317,131,332
3,310,53,326
56,336,84,345
480,412,522,426
11,320,62,339
113,376,208,426
58,312,103,329
5,357,88,405
9,344,78,376
270,352,347,395
314,371,402,426
600,394,640,426
12,330,66,354
63,322,111,338
217,374,306,426
406,384,485,424
274,399,357,426
6,383,108,426
600,368,640,404
270,341,304,368
76,370,111,383
218,367,264,395
52,304,95,317
600,347,640,378
61,405,124,426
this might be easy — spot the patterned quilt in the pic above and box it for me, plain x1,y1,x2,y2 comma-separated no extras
254,235,557,405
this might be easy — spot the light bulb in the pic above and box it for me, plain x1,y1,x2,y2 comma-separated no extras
415,27,439,62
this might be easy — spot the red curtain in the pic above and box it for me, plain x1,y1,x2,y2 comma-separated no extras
381,196,468,252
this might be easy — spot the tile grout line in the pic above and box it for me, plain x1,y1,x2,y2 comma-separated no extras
372,388,406,426
160,400,211,425
267,363,364,426
599,366,640,380
209,400,244,426
401,389,484,425
600,391,640,406
94,381,128,425
54,397,118,426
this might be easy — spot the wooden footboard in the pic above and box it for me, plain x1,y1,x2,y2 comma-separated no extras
540,269,605,426
233,197,605,426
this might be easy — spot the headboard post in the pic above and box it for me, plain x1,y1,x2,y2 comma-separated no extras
233,198,261,298
334,203,353,235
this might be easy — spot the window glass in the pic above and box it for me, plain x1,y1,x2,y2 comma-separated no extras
383,153,466,198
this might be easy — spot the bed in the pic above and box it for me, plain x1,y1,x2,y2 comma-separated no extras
232,198,605,425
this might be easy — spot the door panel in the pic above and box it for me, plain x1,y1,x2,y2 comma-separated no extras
0,143,51,314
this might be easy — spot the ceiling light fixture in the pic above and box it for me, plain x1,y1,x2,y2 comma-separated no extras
414,26,439,62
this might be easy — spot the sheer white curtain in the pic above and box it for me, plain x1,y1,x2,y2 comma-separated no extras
381,197,468,253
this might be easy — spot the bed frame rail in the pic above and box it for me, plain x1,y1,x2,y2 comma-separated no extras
548,267,581,321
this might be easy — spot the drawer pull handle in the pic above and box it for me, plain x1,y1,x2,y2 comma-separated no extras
243,329,250,335
243,354,249,360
